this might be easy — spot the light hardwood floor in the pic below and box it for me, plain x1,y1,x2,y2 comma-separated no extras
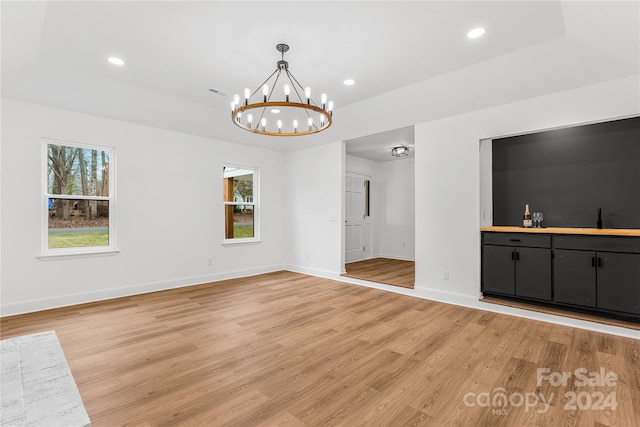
344,258,415,289
1,271,638,426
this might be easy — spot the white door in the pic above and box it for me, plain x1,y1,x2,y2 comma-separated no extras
345,172,365,263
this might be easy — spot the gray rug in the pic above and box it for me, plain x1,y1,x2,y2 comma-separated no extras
1,331,90,426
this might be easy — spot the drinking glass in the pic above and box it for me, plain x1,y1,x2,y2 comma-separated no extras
537,212,543,228
532,212,540,228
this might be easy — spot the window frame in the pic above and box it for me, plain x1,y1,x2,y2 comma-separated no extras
40,138,117,259
222,164,260,245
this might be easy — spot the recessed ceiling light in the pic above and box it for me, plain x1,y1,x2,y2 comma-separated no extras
467,28,486,39
271,109,280,114
108,57,125,66
343,79,355,86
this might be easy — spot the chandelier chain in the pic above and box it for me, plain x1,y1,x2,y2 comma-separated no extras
285,69,315,126
254,69,284,131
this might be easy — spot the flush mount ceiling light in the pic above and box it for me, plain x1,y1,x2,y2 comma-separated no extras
343,79,355,86
231,43,333,136
391,145,409,157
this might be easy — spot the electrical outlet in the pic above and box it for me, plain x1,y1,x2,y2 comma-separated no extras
443,271,449,280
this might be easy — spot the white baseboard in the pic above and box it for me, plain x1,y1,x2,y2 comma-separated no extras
374,254,415,262
283,264,342,280
0,265,285,317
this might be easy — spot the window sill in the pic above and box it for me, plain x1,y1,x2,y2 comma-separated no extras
222,239,262,247
38,249,120,261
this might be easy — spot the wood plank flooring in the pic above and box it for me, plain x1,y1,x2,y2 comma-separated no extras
1,271,638,426
344,257,415,289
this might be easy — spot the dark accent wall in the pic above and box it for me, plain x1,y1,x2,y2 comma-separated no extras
492,116,640,229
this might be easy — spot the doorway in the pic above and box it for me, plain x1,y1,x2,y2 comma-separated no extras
343,126,415,288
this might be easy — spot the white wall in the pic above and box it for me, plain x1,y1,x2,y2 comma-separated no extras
345,155,377,177
0,98,286,315
285,141,344,276
375,158,415,260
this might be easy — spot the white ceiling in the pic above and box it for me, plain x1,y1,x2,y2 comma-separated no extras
346,126,415,163
2,1,638,154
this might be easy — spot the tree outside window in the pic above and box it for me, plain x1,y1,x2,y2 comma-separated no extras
44,139,115,254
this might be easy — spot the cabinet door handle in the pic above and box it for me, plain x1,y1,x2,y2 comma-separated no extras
592,256,596,267
515,251,520,261
511,251,515,261
598,257,603,268
509,239,521,242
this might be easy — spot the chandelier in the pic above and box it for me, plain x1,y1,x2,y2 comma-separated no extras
231,43,333,136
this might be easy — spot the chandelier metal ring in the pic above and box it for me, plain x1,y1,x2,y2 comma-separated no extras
232,102,332,137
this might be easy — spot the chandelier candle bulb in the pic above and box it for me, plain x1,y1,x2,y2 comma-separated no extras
308,117,313,130
283,84,291,102
328,101,334,115
247,114,253,127
305,87,311,104
321,93,327,109
261,118,267,131
293,120,298,132
277,120,282,132
243,88,250,105
262,84,269,102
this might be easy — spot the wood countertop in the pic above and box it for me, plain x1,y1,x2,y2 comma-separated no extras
481,226,640,237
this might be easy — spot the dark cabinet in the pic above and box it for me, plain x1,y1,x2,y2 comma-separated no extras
555,250,640,314
482,245,514,295
554,236,640,317
597,252,640,315
554,250,596,307
482,233,551,301
482,231,640,322
516,247,551,300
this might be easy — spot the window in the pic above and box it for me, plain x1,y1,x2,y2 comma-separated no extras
223,166,259,243
42,139,116,257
